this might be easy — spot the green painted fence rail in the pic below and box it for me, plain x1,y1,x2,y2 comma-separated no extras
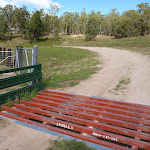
0,64,43,105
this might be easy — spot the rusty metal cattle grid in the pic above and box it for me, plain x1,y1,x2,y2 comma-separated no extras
0,90,150,150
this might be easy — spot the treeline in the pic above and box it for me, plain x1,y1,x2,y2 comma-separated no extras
0,3,150,41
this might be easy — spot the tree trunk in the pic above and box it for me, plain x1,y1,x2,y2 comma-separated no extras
65,23,67,36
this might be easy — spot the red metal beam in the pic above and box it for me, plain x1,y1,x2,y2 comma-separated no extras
45,90,150,110
14,103,150,141
1,90,150,150
2,106,150,149
31,97,150,128
0,111,131,150
35,95,150,120
21,100,150,134
41,91,150,115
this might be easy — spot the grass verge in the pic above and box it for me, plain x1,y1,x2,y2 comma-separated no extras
0,34,150,57
38,47,101,89
0,35,69,48
64,35,150,56
47,139,96,150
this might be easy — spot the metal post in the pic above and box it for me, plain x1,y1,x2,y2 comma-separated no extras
7,48,11,67
32,45,38,66
32,45,38,85
16,46,23,68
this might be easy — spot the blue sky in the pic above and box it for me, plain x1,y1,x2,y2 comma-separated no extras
56,0,150,16
1,0,150,17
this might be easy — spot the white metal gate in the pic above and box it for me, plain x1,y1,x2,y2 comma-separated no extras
0,45,38,85
15,47,33,74
0,46,37,70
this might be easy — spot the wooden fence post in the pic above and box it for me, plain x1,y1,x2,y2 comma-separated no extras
0,47,2,60
2,48,6,64
7,48,11,67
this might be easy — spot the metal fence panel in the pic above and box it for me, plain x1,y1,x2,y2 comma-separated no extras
0,64,42,105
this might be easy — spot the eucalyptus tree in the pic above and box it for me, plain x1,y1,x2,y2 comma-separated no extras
0,7,7,39
122,10,141,37
50,4,60,38
62,12,72,36
79,8,87,34
85,11,99,41
96,11,104,35
137,3,150,35
14,6,30,37
2,4,14,38
59,15,65,34
52,15,60,39
72,12,80,35
43,14,53,34
43,4,60,38
104,8,120,36
28,11,44,41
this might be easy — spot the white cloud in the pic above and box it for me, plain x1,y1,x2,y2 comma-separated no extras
0,0,60,10
1,0,18,8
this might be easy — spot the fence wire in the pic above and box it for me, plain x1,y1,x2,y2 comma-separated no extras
0,48,15,69
0,47,34,85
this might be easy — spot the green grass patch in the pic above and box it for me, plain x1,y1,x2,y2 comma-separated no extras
0,35,70,48
0,89,40,109
109,78,130,95
114,78,130,91
38,47,101,89
5,98,12,107
1,34,150,56
47,139,96,150
65,35,150,56
20,88,40,101
65,35,150,47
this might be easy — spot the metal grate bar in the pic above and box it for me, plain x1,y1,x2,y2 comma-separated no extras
35,95,150,120
0,111,130,150
1,90,150,150
40,92,150,115
45,90,150,110
31,97,150,128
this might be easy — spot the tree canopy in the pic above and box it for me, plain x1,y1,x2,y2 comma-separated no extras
0,2,150,41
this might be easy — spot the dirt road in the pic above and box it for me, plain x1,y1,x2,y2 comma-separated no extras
62,47,150,105
1,47,150,150
0,117,57,150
